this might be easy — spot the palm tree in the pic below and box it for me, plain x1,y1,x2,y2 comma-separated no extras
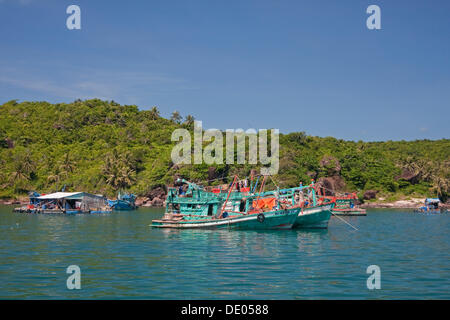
184,115,195,126
117,166,136,189
102,150,137,190
432,176,449,202
59,152,75,177
22,152,35,173
47,171,61,185
9,152,35,185
149,106,160,120
171,110,182,124
10,161,30,184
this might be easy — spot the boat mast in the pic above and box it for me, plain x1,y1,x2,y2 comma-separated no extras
219,175,238,218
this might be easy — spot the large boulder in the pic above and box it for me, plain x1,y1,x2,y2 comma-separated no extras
150,197,164,207
135,197,150,206
145,186,167,202
208,167,217,181
395,169,420,184
317,176,346,196
363,190,378,200
320,155,341,176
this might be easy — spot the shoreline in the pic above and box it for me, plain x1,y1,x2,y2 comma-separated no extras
2,197,447,209
360,198,425,209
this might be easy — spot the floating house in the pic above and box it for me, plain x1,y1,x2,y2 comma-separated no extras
14,192,111,214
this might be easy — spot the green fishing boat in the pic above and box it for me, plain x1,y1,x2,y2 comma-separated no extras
330,193,366,216
151,176,300,230
151,208,299,229
254,180,336,229
293,202,334,228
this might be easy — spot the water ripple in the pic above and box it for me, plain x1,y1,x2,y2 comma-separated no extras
0,206,449,299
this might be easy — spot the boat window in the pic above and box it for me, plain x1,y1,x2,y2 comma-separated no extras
239,200,246,212
208,204,213,216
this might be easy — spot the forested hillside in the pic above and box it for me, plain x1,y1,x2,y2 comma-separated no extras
1,99,449,202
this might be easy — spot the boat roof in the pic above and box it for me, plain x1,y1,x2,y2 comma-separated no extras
37,192,87,200
425,198,440,203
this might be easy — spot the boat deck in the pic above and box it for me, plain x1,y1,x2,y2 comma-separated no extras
332,208,367,216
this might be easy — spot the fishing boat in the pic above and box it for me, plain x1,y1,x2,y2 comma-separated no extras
107,192,137,210
414,198,444,213
264,181,336,229
151,176,300,229
330,193,366,216
13,192,111,214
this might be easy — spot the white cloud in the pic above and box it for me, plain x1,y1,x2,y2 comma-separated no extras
0,63,193,105
0,0,34,5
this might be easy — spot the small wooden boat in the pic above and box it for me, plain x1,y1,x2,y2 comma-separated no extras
414,198,445,213
328,193,366,216
107,192,137,210
332,207,366,216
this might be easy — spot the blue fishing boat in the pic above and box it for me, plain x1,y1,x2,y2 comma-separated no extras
415,198,444,213
107,192,137,210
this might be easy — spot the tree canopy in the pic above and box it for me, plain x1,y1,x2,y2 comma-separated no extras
0,99,448,201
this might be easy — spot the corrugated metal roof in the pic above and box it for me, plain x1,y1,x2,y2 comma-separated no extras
37,192,83,199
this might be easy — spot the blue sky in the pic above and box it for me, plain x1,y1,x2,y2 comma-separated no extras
0,0,449,141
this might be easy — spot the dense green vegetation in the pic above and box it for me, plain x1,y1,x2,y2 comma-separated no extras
1,99,449,202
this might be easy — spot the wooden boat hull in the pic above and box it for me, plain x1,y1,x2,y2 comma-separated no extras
293,203,334,229
107,199,136,210
151,208,300,230
332,208,367,216
414,208,445,214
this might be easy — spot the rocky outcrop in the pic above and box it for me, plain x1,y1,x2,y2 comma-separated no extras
137,186,167,207
316,176,346,196
150,197,164,207
320,155,341,176
314,156,345,195
363,190,378,200
395,169,420,184
5,138,14,148
361,198,425,208
208,167,217,181
146,186,166,200
0,198,26,205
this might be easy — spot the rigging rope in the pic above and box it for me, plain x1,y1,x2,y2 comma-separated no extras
331,212,359,231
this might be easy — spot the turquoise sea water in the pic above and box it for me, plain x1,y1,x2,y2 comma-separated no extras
0,205,448,299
